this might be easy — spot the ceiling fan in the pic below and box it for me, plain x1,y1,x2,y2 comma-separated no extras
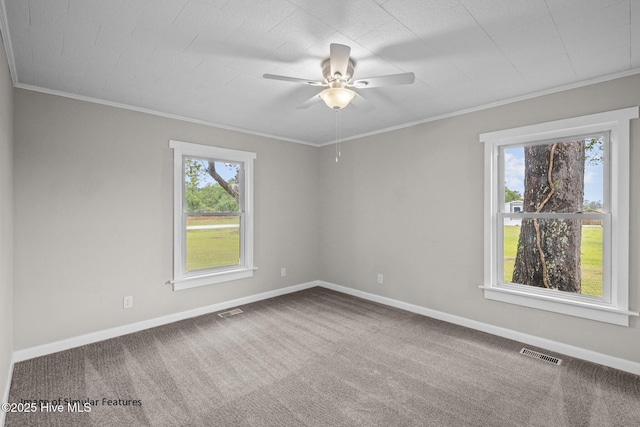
263,43,415,110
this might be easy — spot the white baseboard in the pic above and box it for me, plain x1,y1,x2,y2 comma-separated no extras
318,281,640,376
12,281,318,363
10,279,639,377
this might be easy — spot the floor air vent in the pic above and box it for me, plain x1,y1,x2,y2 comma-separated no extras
218,308,243,318
520,348,562,365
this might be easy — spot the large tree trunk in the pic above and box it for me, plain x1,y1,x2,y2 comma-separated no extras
512,141,585,293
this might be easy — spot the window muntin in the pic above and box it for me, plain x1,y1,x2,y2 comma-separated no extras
170,140,256,291
480,107,638,326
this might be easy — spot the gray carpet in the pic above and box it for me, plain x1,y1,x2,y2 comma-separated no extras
5,287,640,426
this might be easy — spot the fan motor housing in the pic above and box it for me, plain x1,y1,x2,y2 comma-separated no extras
322,58,354,84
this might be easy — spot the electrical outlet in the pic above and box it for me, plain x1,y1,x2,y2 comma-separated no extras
281,267,287,277
123,296,133,309
377,274,384,284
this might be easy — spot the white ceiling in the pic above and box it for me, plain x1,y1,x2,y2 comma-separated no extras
2,0,639,145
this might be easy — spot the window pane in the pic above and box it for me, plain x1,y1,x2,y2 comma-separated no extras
186,214,240,271
580,221,603,297
503,136,604,214
503,219,602,297
184,157,240,214
583,137,605,213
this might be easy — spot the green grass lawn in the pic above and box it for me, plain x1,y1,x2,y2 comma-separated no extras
185,217,603,296
187,216,239,226
503,225,602,297
186,216,240,271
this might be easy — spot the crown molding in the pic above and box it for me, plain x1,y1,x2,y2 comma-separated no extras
2,0,639,149
318,68,640,147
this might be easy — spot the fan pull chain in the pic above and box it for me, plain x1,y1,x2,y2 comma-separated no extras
335,108,341,163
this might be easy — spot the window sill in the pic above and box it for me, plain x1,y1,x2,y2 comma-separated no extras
479,285,638,326
172,267,257,291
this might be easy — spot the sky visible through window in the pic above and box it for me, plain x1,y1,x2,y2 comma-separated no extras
504,140,603,205
187,160,238,188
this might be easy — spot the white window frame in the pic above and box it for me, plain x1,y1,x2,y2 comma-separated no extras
480,107,638,326
169,140,256,291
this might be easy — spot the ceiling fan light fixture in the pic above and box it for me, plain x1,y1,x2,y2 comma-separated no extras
319,87,355,110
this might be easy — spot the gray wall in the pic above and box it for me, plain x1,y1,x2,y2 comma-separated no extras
318,73,640,364
9,71,640,368
0,32,13,405
13,89,319,349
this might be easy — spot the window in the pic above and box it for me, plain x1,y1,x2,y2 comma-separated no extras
170,140,256,291
480,107,638,326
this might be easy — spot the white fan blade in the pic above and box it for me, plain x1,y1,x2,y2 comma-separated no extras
351,72,415,89
295,93,321,109
263,74,326,86
329,44,351,78
351,92,375,112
